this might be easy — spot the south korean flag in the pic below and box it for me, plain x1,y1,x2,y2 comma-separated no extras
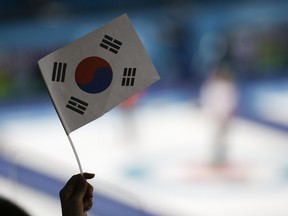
38,14,160,134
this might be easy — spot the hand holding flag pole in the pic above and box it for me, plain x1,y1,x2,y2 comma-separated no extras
38,14,160,174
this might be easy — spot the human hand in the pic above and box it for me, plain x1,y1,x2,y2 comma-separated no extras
60,173,95,216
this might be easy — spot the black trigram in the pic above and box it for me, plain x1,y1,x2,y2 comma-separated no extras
52,62,67,82
66,96,88,115
121,68,136,86
100,34,122,54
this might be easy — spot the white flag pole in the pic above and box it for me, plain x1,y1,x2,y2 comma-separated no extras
67,134,83,175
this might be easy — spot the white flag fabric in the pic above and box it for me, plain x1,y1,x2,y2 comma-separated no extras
38,14,160,134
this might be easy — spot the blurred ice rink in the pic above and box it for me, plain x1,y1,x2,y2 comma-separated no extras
1,91,288,216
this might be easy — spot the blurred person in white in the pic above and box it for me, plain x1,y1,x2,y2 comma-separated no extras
200,64,238,167
119,91,145,144
0,172,95,216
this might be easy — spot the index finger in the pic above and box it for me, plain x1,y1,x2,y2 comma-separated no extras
83,172,95,180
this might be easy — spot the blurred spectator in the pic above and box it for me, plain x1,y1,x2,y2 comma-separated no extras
0,197,30,216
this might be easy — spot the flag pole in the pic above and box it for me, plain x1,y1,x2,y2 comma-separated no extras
67,134,83,175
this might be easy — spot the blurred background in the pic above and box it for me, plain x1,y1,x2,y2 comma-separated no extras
1,0,288,215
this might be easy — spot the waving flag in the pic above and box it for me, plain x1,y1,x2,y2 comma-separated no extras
38,14,160,134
